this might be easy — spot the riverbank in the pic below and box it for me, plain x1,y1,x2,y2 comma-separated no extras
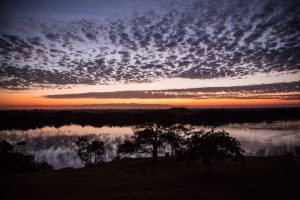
1,108,299,130
1,156,299,200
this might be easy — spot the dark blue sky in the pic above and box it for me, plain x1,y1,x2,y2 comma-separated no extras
1,0,165,20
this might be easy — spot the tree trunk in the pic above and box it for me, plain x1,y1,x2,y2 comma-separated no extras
152,144,158,163
152,133,158,163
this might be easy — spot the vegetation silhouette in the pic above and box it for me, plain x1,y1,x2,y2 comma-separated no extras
117,124,244,178
162,124,191,156
0,138,53,174
183,129,244,179
0,107,299,130
75,136,106,167
118,123,189,163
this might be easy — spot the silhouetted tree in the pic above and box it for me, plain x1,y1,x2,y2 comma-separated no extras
118,123,187,163
0,138,53,174
89,140,106,163
75,136,106,167
76,136,91,165
134,124,164,163
185,129,244,179
117,140,140,155
0,139,13,154
15,141,26,152
162,124,191,156
16,141,26,145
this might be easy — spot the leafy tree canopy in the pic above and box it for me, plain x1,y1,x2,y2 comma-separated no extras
118,123,192,163
75,136,106,167
185,129,244,178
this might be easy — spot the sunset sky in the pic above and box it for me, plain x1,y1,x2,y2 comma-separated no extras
0,0,299,109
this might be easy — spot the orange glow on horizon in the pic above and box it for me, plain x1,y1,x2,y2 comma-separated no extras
1,92,299,109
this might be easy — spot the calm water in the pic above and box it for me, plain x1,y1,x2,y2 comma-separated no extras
0,120,299,169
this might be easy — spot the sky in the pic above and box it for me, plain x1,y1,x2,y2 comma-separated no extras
0,0,299,109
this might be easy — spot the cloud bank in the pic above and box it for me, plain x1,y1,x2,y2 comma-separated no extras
45,81,300,100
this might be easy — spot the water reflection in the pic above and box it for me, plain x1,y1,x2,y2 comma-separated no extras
0,121,299,169
216,121,300,156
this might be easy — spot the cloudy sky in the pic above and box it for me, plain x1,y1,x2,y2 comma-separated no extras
0,0,299,108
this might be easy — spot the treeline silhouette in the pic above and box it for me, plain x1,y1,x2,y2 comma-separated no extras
75,123,244,179
0,107,299,130
0,139,53,174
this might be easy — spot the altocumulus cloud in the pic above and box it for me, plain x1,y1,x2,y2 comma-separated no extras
0,0,299,90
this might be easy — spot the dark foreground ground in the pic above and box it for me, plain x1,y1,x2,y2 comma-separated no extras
1,156,299,200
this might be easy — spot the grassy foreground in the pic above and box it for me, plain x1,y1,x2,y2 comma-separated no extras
1,156,299,200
